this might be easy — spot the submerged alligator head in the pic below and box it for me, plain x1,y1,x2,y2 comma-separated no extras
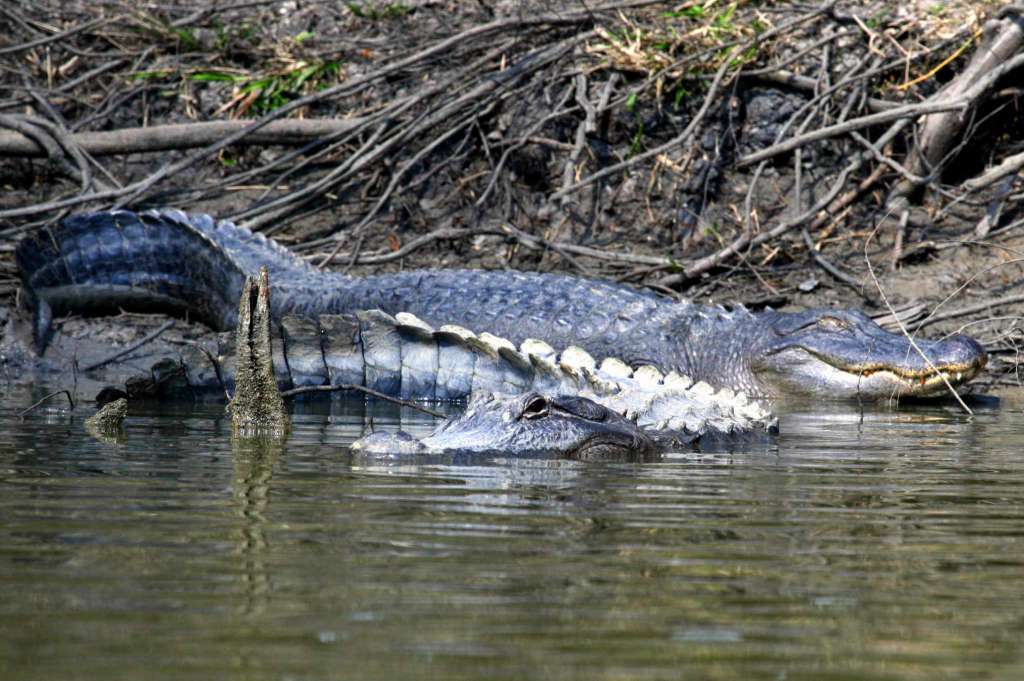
352,391,664,460
745,308,986,400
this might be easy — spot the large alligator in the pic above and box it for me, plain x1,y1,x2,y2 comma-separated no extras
83,268,774,454
113,304,775,440
16,209,987,400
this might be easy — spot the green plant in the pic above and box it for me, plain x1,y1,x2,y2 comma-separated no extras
663,6,705,20
672,85,690,111
168,26,199,50
628,120,646,157
187,59,342,116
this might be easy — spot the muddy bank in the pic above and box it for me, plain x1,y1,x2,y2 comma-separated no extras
0,303,222,399
1,1,1023,394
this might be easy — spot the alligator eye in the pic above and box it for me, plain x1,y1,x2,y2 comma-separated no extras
521,395,549,420
550,395,609,421
817,316,851,331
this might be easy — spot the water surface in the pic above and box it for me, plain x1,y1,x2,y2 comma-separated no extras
1,388,1022,680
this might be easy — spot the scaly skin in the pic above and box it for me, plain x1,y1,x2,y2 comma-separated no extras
352,391,776,458
16,209,988,400
351,392,664,458
118,306,775,441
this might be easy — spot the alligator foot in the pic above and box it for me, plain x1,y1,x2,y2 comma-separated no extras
230,267,289,436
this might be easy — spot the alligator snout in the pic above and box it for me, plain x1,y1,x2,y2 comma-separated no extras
940,334,988,370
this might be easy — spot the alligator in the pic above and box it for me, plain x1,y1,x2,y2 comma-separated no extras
351,392,666,459
111,304,775,440
16,209,988,400
85,268,774,454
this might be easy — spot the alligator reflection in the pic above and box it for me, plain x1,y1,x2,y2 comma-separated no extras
1,388,1022,680
231,433,284,618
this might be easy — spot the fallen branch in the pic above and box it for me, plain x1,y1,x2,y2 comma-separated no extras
80,320,175,372
963,149,1024,192
752,69,899,112
895,8,1024,198
0,17,108,56
0,118,367,157
736,99,970,167
913,292,1024,330
18,390,75,418
280,384,445,418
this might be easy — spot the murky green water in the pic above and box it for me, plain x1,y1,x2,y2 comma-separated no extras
1,388,1022,681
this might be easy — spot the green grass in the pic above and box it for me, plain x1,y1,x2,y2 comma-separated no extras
187,60,343,115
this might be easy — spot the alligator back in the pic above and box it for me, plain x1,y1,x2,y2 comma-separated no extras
16,210,697,367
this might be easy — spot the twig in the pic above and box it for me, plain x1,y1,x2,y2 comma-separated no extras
0,119,368,157
280,384,445,418
660,155,890,287
890,209,909,270
736,98,970,167
913,293,1024,331
848,129,924,183
19,390,75,418
751,69,899,112
897,28,981,90
801,227,873,302
551,42,746,201
0,17,108,56
80,320,175,372
863,222,972,414
561,74,592,206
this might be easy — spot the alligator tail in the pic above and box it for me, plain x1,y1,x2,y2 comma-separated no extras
15,209,314,351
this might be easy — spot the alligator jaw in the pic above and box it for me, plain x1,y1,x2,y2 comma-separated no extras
838,358,986,396
756,346,987,399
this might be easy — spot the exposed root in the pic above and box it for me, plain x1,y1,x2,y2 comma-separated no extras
2,1,1024,389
